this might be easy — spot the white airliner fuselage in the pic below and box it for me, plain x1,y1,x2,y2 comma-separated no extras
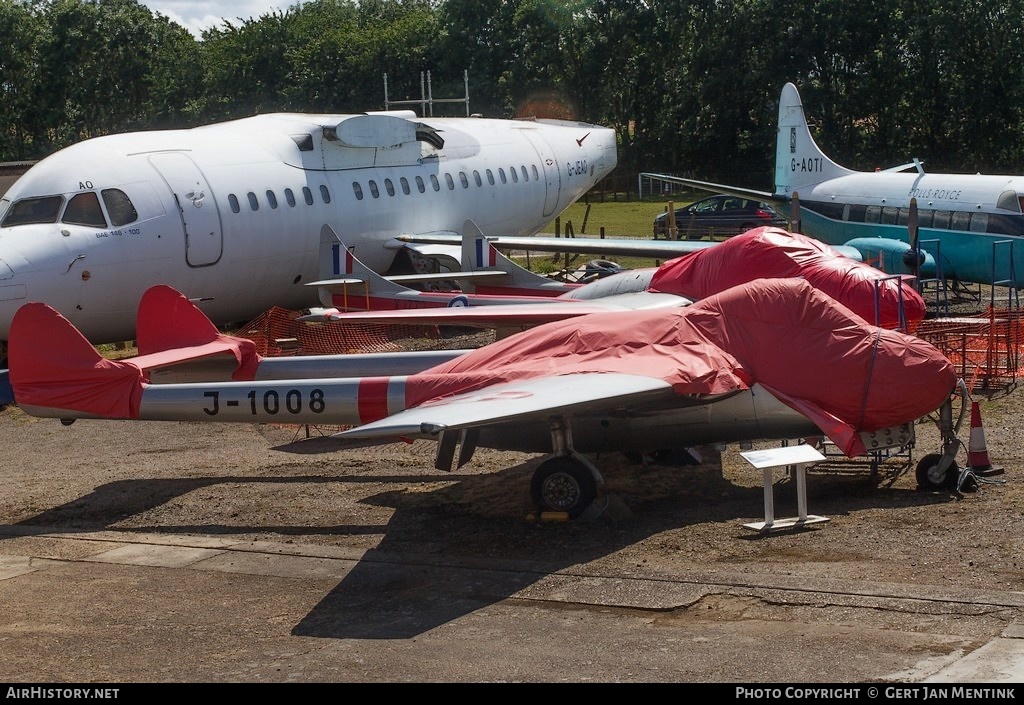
773,83,1024,285
0,110,616,347
648,82,1024,288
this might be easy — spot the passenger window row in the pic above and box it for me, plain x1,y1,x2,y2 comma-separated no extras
803,200,1024,238
2,161,545,227
226,164,539,212
352,166,537,202
227,185,328,214
851,204,1016,236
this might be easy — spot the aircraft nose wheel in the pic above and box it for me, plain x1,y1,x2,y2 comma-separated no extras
530,457,598,519
915,452,960,490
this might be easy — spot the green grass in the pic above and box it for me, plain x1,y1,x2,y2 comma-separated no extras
541,197,681,238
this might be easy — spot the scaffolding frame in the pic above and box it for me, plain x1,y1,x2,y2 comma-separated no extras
384,70,471,117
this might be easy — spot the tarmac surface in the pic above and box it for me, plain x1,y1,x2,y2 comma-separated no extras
2,410,1024,684
3,514,1024,683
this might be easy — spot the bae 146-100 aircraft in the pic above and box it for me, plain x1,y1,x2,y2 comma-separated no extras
642,82,1024,290
0,108,618,356
9,280,964,519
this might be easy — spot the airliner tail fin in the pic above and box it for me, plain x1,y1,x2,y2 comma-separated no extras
774,83,856,197
460,220,574,295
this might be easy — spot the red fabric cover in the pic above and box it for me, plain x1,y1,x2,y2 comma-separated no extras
406,278,956,456
9,286,261,418
10,302,148,418
647,227,926,330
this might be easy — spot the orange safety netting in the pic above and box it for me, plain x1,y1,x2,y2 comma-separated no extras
915,308,1024,391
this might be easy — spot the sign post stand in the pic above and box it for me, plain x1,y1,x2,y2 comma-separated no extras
740,444,830,532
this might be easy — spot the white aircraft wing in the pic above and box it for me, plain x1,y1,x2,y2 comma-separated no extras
639,172,779,203
305,270,510,289
304,301,621,326
302,291,691,327
336,372,677,439
395,233,719,258
396,229,863,263
397,231,868,263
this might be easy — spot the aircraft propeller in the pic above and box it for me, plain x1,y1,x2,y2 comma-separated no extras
902,197,925,281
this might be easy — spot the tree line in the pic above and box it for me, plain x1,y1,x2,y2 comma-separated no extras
2,0,1023,190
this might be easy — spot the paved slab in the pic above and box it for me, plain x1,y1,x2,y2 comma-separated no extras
1,528,1023,683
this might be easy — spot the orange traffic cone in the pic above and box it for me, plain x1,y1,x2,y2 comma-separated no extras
967,401,1004,477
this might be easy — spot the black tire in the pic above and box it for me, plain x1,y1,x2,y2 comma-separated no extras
530,457,598,519
587,259,622,276
915,453,960,490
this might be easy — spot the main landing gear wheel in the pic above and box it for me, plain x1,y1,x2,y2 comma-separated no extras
915,453,960,490
530,457,598,519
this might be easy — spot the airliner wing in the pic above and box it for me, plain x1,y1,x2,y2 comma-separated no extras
397,230,864,264
640,172,779,203
396,233,719,258
336,372,677,439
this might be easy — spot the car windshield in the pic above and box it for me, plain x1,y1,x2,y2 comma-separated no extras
691,199,721,213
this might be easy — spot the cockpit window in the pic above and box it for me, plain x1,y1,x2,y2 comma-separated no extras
62,192,107,227
1,195,64,227
102,188,138,226
996,190,1024,212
